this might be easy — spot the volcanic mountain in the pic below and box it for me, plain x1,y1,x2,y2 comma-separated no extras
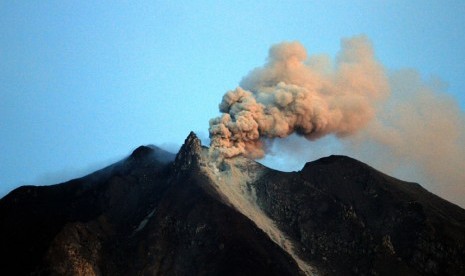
1,132,464,275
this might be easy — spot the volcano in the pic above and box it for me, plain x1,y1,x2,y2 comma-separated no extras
1,132,464,275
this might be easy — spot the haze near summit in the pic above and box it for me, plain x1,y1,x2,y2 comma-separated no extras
1,2,464,208
209,36,465,208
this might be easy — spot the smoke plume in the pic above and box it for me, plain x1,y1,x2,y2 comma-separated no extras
209,35,465,207
209,36,389,158
352,70,465,206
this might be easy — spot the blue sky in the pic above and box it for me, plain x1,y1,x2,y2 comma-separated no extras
1,1,465,198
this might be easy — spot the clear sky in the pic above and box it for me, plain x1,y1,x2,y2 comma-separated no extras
1,1,465,200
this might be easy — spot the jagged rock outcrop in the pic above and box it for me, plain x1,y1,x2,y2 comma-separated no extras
174,131,203,172
1,132,465,275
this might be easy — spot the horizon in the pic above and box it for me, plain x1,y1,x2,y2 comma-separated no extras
1,1,465,207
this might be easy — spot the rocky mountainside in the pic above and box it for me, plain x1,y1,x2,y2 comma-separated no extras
1,132,465,275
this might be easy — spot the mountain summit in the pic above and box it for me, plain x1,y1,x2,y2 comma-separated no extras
1,132,465,275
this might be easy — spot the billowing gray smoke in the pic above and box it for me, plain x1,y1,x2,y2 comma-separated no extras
209,36,388,158
209,35,465,208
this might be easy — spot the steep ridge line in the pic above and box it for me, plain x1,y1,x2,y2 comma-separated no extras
198,147,316,276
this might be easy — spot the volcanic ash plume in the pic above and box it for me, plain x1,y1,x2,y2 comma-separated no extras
353,70,465,206
209,36,389,158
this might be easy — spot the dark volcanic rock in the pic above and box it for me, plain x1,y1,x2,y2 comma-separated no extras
1,135,465,275
251,155,465,275
0,136,301,276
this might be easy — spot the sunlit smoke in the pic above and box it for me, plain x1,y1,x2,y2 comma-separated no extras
352,70,465,206
209,36,388,158
209,35,465,207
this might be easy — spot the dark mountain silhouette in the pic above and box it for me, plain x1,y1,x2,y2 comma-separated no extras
1,132,464,275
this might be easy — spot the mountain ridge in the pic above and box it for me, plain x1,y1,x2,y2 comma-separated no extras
1,132,464,275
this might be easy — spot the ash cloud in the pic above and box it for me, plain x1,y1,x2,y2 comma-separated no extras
351,70,465,207
209,35,465,207
209,36,388,158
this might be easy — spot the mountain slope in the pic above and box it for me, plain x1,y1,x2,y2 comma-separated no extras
0,135,302,275
1,132,464,275
251,155,465,275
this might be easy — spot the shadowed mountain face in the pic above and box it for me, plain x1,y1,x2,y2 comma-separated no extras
252,156,465,275
1,132,464,275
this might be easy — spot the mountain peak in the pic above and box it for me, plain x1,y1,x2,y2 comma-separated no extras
2,131,465,275
130,145,155,159
174,131,203,172
185,131,201,146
